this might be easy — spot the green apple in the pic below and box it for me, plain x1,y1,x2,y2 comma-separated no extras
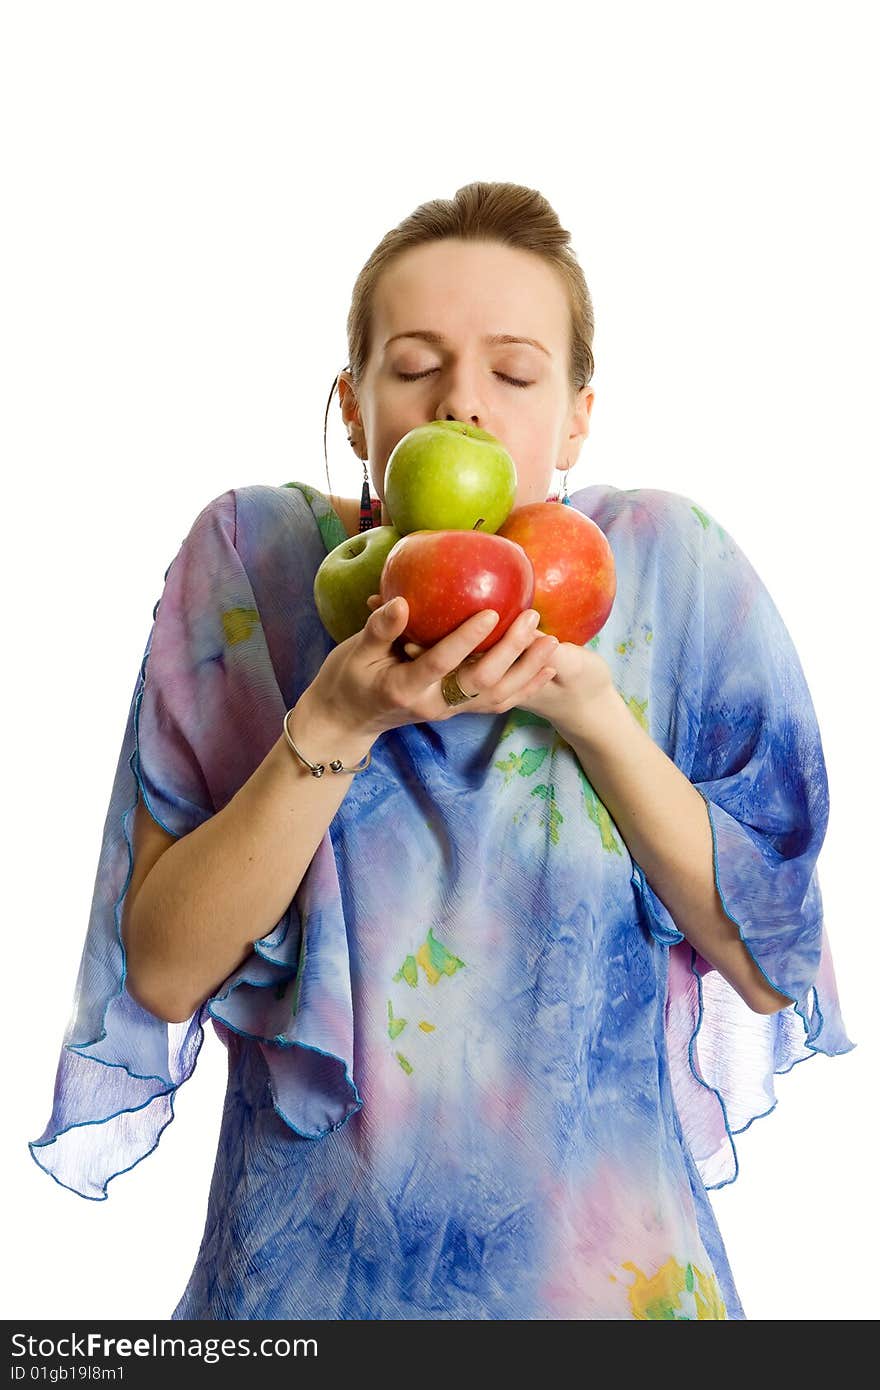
384,420,517,535
313,524,402,643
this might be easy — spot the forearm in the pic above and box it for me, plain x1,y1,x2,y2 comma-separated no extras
124,687,375,1024
564,685,793,1014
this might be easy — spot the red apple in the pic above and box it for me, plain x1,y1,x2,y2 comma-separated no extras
379,529,535,654
496,503,616,645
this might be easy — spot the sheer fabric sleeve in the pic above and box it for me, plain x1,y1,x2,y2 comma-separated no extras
28,485,361,1200
628,494,855,1189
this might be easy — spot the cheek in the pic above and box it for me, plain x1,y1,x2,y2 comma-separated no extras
506,424,549,475
374,410,424,458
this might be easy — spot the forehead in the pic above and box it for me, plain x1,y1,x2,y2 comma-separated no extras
373,238,568,343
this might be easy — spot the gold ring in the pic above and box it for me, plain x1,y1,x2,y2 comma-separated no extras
440,664,479,706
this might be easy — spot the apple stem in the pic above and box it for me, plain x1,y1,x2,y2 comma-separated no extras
473,517,485,530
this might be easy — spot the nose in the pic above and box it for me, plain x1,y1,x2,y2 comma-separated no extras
437,403,481,427
434,374,483,428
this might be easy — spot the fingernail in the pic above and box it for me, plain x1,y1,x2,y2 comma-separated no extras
527,610,540,627
479,610,499,628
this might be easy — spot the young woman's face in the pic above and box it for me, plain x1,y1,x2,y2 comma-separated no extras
339,238,594,521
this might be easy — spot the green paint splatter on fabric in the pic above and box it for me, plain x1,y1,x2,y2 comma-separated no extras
281,479,348,552
387,999,407,1039
577,764,623,854
498,707,552,742
418,927,466,984
395,1052,413,1075
393,954,419,988
531,782,564,845
392,929,465,989
688,499,728,543
494,744,549,784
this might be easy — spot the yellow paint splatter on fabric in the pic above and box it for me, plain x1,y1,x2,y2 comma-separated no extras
624,694,649,731
393,928,466,988
418,1021,435,1033
221,608,261,645
616,1257,727,1320
416,928,466,985
615,624,653,657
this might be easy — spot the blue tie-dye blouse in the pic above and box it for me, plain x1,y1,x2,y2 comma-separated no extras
28,480,854,1320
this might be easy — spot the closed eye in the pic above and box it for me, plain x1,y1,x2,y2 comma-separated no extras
396,369,532,389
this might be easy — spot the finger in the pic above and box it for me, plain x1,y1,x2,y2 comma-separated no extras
519,663,558,699
366,592,382,611
501,633,559,699
362,595,409,646
460,607,543,689
481,637,558,709
415,609,501,682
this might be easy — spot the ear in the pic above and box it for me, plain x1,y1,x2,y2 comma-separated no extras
337,371,366,452
569,385,595,452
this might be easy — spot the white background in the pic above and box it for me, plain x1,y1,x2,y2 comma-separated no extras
4,0,877,1322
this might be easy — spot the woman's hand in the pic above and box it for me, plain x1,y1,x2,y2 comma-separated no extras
377,594,616,743
310,595,566,744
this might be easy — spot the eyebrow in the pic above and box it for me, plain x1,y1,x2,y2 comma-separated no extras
384,330,551,358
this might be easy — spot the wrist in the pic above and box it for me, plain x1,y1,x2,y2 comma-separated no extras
288,685,377,768
562,679,629,751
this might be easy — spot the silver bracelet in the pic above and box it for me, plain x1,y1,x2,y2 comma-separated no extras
282,707,372,777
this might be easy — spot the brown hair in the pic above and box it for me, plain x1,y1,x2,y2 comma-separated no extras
321,180,596,493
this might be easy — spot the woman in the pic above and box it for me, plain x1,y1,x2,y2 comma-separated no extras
29,180,853,1319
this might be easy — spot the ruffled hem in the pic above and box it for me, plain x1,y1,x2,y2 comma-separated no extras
664,933,854,1191
28,645,210,1199
203,827,363,1140
28,486,364,1200
630,796,855,1191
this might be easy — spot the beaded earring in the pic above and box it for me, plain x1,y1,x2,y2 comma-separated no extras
547,465,573,506
350,436,381,531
